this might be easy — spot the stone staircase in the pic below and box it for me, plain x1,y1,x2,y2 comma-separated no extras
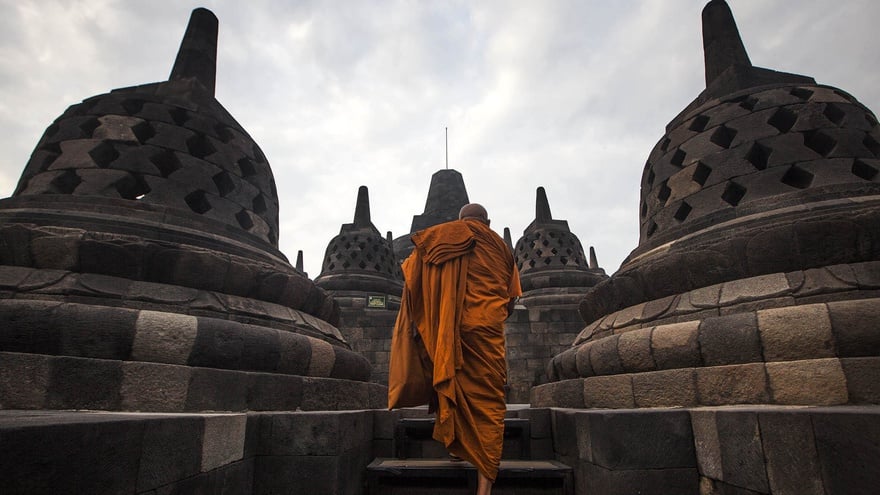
366,411,572,494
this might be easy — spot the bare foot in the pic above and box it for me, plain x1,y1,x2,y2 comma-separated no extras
477,472,493,495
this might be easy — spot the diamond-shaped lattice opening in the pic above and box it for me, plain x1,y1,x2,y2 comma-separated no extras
121,99,145,115
692,162,711,186
823,103,846,126
50,170,82,194
89,141,120,167
39,141,62,154
673,202,692,222
215,124,236,143
543,258,552,265
547,232,557,239
670,149,686,167
768,107,798,133
781,165,814,189
116,173,151,200
236,209,254,230
852,159,878,181
710,125,737,149
746,142,771,170
657,180,671,203
535,249,543,257
169,107,189,126
646,168,655,186
739,97,758,111
150,149,181,177
253,194,267,214
550,248,558,255
213,171,235,197
560,256,568,264
238,157,256,177
185,190,212,214
541,239,550,247
186,134,215,159
528,260,536,268
79,117,101,137
131,121,155,143
790,87,814,101
689,115,710,132
660,138,671,152
646,220,657,237
721,181,746,206
803,130,837,157
864,135,880,157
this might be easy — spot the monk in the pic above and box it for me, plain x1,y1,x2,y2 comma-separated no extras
388,203,521,495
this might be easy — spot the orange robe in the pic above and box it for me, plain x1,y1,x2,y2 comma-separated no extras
388,218,522,482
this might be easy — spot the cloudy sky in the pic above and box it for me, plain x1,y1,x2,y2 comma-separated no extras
1,0,877,278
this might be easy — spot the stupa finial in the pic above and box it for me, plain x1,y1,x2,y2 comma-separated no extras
170,8,218,95
702,0,751,86
536,187,553,223
353,185,371,227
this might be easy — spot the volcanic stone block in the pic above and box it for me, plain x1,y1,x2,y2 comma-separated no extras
79,238,142,279
633,368,698,408
852,260,880,288
138,416,204,492
128,280,198,304
580,462,699,495
588,409,696,470
201,414,246,472
245,373,303,411
254,456,343,495
0,413,144,494
718,273,791,306
695,363,769,405
652,321,701,369
699,312,762,366
532,379,586,409
277,333,312,376
840,357,880,403
0,224,34,265
551,409,578,458
265,411,371,456
31,234,79,270
583,375,635,409
827,299,880,357
575,342,594,376
185,367,249,411
590,335,623,375
765,358,848,405
0,351,50,409
330,344,371,381
132,310,198,365
757,304,835,361
715,409,769,493
46,355,123,410
58,304,137,360
690,410,722,480
812,407,880,495
119,361,190,412
0,299,63,355
299,377,377,411
307,337,335,377
618,327,655,372
758,410,824,495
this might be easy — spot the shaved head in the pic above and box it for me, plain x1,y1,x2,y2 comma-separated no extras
459,203,489,224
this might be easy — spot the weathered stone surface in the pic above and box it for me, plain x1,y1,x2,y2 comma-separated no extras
696,363,769,405
0,351,50,409
531,379,585,409
583,375,635,409
759,411,824,495
46,355,123,410
633,368,698,408
840,357,880,404
265,410,371,456
690,410,722,480
200,414,246,472
307,337,335,377
699,312,762,366
812,407,880,495
120,361,190,412
758,304,835,361
581,462,699,495
652,321,701,369
590,335,623,375
715,409,770,493
132,310,198,365
575,342,593,377
827,299,880,357
588,409,696,470
138,416,204,492
766,358,848,405
185,367,249,411
618,327,655,372
719,273,791,306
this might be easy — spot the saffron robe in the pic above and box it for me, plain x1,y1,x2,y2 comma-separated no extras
388,218,522,482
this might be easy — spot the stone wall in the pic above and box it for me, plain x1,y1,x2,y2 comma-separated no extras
334,295,400,387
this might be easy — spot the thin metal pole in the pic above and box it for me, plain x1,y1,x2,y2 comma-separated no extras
445,127,448,169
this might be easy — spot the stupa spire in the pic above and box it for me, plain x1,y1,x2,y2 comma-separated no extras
536,187,553,223
170,8,218,95
353,185,372,228
702,0,751,86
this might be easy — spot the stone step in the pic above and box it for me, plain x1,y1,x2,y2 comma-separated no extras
366,458,572,495
395,417,531,459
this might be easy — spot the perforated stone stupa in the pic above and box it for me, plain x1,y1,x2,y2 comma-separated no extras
0,8,381,414
538,0,880,410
